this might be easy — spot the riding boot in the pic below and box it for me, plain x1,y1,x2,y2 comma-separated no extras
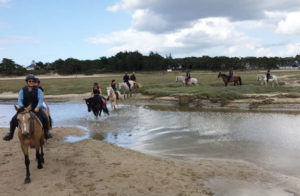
3,115,18,141
44,125,52,139
3,123,16,141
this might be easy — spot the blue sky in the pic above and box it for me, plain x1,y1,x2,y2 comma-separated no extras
1,0,300,66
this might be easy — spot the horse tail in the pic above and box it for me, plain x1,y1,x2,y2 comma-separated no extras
239,77,242,85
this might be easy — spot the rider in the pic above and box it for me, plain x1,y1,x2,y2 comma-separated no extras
130,72,136,82
228,67,233,81
266,68,271,83
185,71,191,85
91,82,105,105
111,80,119,99
123,72,131,90
35,78,52,128
3,74,52,141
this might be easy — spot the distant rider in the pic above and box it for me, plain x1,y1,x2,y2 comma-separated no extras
266,69,271,83
185,71,191,85
130,72,136,82
3,74,52,141
111,80,119,99
123,72,131,90
228,68,233,81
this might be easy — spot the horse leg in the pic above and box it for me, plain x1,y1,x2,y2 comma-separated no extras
40,142,44,163
24,154,31,184
36,146,43,169
20,143,31,184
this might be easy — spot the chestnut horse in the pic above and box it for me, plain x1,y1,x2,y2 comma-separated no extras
218,72,242,86
16,105,45,184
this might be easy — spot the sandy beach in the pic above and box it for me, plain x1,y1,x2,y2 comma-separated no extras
2,127,300,196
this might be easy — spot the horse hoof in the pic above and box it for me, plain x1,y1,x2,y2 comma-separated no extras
24,177,31,184
38,164,43,169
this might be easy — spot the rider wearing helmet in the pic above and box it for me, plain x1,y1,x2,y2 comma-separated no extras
3,74,52,141
123,72,130,89
130,72,136,82
111,80,119,99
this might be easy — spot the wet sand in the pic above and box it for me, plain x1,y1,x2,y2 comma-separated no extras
1,127,300,195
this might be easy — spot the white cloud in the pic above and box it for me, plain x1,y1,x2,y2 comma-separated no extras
94,0,300,58
0,0,10,7
276,12,300,35
278,43,300,56
108,0,300,33
87,17,259,57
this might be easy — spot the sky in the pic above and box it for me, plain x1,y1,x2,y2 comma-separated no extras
1,0,300,66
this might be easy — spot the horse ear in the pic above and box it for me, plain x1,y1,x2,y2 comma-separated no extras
14,105,18,111
25,105,32,112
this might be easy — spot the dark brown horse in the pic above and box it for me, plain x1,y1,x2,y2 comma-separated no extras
218,72,242,86
16,105,45,184
84,96,109,118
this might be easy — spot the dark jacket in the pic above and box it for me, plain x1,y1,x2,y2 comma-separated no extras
23,86,38,109
123,75,129,82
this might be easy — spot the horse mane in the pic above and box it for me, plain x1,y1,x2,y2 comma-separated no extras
17,107,26,113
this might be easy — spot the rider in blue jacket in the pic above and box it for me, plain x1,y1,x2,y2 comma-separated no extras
3,74,52,141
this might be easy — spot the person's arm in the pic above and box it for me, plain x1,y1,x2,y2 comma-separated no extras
37,88,43,109
18,89,24,107
99,88,102,95
91,89,94,96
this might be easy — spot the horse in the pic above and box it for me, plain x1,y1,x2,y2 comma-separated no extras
106,87,124,110
119,80,136,99
176,76,198,85
218,72,242,86
256,74,265,85
84,96,109,118
16,105,45,184
258,74,279,87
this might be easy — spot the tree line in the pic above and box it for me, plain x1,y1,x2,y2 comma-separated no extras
1,51,300,75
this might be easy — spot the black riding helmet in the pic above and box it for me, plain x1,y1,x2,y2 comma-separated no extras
25,74,36,82
35,77,40,83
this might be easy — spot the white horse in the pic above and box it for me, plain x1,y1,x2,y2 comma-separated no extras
256,74,266,85
119,80,136,99
176,76,198,85
257,74,279,87
107,87,124,110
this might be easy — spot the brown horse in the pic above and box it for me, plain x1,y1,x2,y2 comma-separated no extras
218,72,242,86
16,105,45,184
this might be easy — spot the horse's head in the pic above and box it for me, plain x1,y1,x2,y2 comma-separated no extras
84,98,92,112
256,74,260,81
107,87,112,97
175,76,178,82
15,105,33,136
